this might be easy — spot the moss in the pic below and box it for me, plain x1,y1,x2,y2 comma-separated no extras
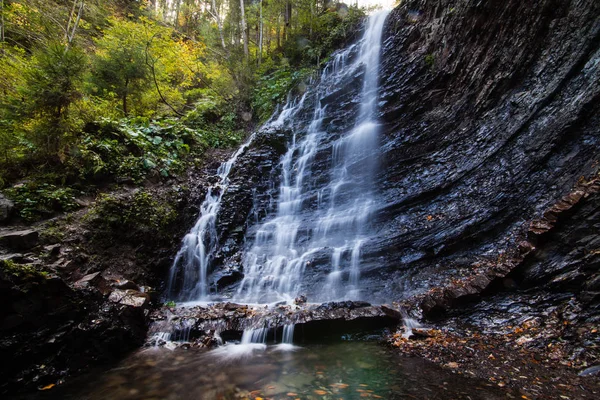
40,221,67,243
425,54,436,69
85,189,176,233
0,259,48,280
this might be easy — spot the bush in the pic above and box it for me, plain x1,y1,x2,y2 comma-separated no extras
252,67,314,122
68,118,206,182
86,190,176,233
4,183,81,222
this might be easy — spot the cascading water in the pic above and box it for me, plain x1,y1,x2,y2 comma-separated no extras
166,137,254,301
140,10,395,364
166,98,306,302
235,10,390,304
166,9,390,353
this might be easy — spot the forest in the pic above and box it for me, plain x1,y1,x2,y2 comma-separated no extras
0,0,365,220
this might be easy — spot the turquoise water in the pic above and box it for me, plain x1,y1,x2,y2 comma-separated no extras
44,341,512,400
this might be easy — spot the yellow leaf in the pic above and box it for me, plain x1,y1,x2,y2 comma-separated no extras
40,384,55,390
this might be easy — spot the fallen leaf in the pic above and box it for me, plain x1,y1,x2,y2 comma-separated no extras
39,384,55,391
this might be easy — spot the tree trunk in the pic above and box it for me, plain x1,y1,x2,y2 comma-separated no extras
65,1,84,52
240,0,248,59
276,14,281,49
123,79,129,116
1,0,5,43
211,0,227,51
174,0,182,27
284,0,292,41
258,0,263,66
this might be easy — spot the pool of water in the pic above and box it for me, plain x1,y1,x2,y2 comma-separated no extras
43,342,511,400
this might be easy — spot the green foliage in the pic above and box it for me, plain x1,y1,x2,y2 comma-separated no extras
286,5,366,67
22,44,88,155
252,66,313,122
3,183,81,222
425,54,435,69
91,18,152,116
86,190,176,232
0,259,49,280
25,44,87,119
40,220,67,243
0,0,370,222
164,300,176,307
70,118,192,181
67,116,240,182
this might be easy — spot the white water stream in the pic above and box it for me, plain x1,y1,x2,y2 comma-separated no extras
236,10,390,304
166,10,390,350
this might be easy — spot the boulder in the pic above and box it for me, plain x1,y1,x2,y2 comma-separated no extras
73,272,103,288
114,280,141,291
0,230,39,251
109,289,150,308
0,194,14,223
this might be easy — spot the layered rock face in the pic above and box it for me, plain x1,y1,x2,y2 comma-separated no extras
372,0,600,305
211,0,600,313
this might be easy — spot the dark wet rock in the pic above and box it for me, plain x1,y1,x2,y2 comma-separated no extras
147,301,401,345
0,194,14,223
114,279,141,291
0,270,147,395
191,0,600,313
294,295,307,305
73,272,103,288
0,253,28,264
316,301,372,311
0,229,39,251
50,257,76,273
214,128,289,262
579,365,600,377
43,243,61,257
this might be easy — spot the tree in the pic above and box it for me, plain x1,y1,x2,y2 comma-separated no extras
91,18,151,116
64,0,85,51
23,43,87,154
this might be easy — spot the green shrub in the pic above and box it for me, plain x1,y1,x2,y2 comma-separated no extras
252,67,314,122
86,190,176,233
4,183,81,222
68,118,205,182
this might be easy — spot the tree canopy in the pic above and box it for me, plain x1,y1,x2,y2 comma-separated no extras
0,0,368,218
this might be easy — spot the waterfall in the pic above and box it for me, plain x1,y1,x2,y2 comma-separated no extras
236,10,390,304
166,98,306,302
167,10,390,306
166,135,255,301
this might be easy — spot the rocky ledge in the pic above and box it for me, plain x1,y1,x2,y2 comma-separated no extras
147,301,403,347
